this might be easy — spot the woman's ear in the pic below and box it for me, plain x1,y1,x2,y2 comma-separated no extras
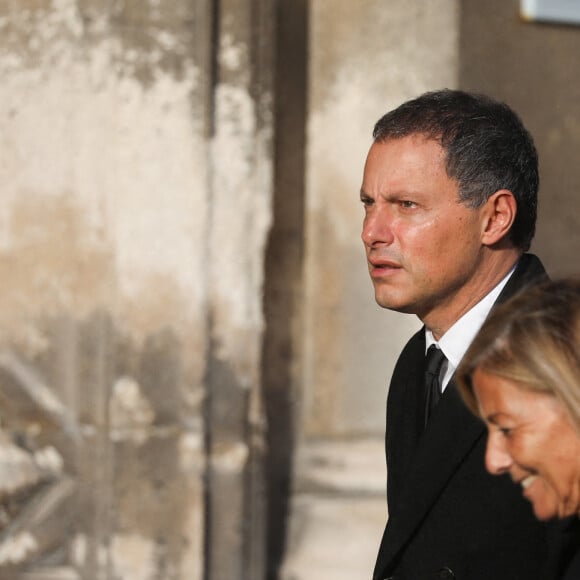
481,190,517,246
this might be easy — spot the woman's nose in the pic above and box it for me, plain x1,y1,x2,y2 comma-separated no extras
485,431,513,475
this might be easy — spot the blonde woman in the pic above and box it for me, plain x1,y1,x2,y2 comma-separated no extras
457,278,580,579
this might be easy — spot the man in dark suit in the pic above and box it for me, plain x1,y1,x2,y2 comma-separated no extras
360,90,579,580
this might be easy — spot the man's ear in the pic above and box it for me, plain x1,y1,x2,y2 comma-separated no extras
481,190,517,246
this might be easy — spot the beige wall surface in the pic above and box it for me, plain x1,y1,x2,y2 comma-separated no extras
302,0,459,439
0,1,208,577
0,0,273,578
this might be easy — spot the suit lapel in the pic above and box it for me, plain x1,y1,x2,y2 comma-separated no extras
379,382,485,568
386,332,425,506
496,253,548,306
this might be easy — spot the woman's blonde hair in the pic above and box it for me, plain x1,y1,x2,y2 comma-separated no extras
456,277,580,428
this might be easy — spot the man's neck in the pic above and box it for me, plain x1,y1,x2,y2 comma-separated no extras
422,248,522,341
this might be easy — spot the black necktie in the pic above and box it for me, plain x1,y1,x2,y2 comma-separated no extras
424,345,446,428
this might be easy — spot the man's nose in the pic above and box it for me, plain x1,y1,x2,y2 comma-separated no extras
361,207,394,247
485,430,513,475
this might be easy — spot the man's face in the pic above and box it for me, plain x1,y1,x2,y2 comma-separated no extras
360,134,488,327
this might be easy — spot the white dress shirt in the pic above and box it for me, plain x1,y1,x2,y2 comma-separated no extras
425,266,516,392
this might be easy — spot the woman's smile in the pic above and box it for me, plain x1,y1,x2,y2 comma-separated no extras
473,368,580,521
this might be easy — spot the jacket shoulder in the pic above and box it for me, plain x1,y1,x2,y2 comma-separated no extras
391,329,424,377
496,253,548,305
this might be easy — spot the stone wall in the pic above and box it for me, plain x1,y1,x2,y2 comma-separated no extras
0,0,273,578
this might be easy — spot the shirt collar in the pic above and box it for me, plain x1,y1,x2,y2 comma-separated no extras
425,264,516,389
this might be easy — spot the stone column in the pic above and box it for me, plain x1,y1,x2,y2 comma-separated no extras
205,0,274,579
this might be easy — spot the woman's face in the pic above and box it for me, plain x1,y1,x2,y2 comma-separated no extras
473,368,580,520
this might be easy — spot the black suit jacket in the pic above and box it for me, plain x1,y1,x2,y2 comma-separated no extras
373,254,579,580
562,547,580,580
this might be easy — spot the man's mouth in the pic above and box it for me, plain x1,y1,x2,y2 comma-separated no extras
369,259,402,270
369,261,401,279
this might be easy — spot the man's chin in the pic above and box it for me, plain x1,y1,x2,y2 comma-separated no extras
374,295,414,314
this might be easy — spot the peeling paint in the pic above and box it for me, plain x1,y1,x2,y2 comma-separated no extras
0,433,40,497
219,33,248,71
0,531,37,565
33,446,64,476
0,0,199,85
111,533,156,580
210,442,249,474
0,196,115,353
210,82,272,384
110,376,155,444
0,2,209,364
179,432,204,474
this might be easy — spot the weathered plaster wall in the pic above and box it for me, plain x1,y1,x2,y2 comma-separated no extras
0,1,208,577
0,0,273,578
0,1,208,365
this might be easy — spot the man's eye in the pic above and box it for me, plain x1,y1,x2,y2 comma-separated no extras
400,200,417,209
499,427,512,438
361,197,373,206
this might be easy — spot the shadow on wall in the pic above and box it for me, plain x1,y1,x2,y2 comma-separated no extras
261,0,308,578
